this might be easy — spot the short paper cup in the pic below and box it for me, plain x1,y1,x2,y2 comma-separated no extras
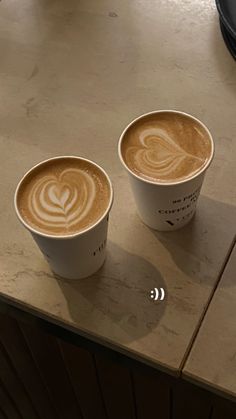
14,156,113,279
118,110,214,231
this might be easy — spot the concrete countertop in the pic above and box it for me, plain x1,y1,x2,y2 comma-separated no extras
184,244,236,401
0,0,236,377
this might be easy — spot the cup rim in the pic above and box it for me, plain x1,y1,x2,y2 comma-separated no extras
14,155,114,240
118,109,215,186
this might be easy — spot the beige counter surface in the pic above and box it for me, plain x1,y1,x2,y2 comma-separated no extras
183,244,236,400
0,0,236,375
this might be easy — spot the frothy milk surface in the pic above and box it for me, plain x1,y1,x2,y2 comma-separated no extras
17,157,111,236
121,112,212,183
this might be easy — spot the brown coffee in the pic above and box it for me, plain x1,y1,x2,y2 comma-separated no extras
16,157,111,236
121,111,212,183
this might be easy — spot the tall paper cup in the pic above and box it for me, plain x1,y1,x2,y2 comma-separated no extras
14,156,113,279
118,110,214,231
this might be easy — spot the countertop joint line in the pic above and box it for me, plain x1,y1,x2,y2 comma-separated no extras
179,235,236,376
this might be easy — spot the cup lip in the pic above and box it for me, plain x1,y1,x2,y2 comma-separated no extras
14,155,114,240
118,109,215,186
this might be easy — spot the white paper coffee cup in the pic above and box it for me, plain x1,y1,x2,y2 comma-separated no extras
118,110,214,231
14,156,113,279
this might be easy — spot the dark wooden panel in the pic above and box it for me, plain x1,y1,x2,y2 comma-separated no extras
95,354,136,419
60,340,106,419
212,397,236,419
0,341,42,419
20,322,83,419
2,306,236,419
0,406,8,419
172,380,212,419
0,312,57,419
132,367,170,419
0,380,21,419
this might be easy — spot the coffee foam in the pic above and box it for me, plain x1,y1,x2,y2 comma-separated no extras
121,112,212,183
16,158,111,236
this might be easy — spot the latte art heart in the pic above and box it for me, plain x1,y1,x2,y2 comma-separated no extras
128,127,204,180
122,113,212,182
28,169,95,230
17,158,111,236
